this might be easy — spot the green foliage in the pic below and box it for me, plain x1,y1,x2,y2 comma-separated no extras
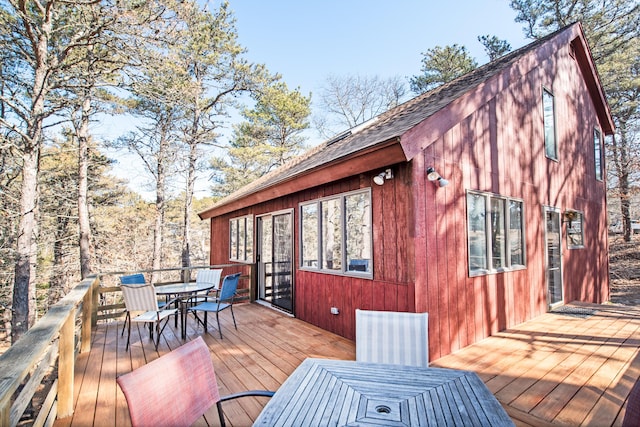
211,82,311,197
410,44,478,94
509,0,639,240
478,35,512,61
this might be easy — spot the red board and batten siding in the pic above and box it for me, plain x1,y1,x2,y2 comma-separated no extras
206,26,610,361
208,171,416,342
408,36,609,360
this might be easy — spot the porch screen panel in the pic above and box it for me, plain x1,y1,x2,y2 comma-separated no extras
345,192,372,273
273,214,293,312
301,204,318,268
490,198,506,269
467,193,487,273
509,200,524,266
322,198,342,271
260,217,273,300
230,219,238,260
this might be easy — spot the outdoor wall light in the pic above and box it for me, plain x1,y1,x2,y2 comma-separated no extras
373,168,394,185
426,167,449,187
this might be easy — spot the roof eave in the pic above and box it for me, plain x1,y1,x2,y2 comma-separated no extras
199,138,406,219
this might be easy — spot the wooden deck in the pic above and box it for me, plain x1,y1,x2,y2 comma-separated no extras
52,301,640,426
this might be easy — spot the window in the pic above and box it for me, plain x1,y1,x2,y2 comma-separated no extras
229,215,253,262
565,211,584,248
543,88,557,160
466,191,526,276
594,128,603,181
300,189,372,276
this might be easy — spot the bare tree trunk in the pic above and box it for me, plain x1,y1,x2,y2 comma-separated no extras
49,214,71,306
152,160,166,284
181,141,196,272
12,30,49,341
611,123,633,242
78,94,93,279
12,143,40,342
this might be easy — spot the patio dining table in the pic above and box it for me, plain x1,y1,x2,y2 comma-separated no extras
155,281,217,339
254,358,514,426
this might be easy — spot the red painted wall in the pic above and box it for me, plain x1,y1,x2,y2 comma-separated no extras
207,37,609,361
408,40,609,359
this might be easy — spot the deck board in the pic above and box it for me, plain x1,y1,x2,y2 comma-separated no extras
53,301,640,426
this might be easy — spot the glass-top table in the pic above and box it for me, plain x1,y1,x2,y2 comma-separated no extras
155,282,217,339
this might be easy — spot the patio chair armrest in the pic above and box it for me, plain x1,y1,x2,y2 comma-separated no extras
165,296,185,307
219,390,275,402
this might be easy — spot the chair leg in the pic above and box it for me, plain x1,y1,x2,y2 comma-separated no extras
121,312,130,337
216,311,223,339
154,322,161,350
216,401,227,427
230,305,237,330
125,319,132,351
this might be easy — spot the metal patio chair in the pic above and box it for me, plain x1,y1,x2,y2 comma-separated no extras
189,272,240,339
355,309,429,367
188,268,223,306
120,283,179,350
119,273,146,337
117,336,274,427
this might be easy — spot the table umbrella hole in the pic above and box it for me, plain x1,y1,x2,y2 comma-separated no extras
375,405,391,414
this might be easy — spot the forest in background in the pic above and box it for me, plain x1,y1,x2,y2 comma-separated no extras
0,0,638,343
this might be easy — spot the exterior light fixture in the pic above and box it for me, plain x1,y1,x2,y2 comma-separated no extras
373,168,394,186
426,167,449,187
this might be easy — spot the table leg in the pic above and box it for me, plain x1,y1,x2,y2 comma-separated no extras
181,300,187,339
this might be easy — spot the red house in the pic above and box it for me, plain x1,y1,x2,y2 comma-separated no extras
199,23,614,361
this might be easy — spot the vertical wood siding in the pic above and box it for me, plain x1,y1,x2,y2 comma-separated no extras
410,40,609,360
207,37,609,361
208,172,415,343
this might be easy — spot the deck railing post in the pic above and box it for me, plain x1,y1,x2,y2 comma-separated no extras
57,309,75,418
0,396,9,427
91,276,99,327
250,263,257,302
80,278,95,354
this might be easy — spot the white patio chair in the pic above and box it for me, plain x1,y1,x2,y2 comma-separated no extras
121,283,178,351
191,268,223,303
355,309,429,367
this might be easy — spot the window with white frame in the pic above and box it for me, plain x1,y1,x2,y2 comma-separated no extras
594,128,603,181
565,211,584,248
543,88,558,160
466,191,526,276
300,189,372,276
229,215,253,262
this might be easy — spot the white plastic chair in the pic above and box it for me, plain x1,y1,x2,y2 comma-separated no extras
355,309,429,367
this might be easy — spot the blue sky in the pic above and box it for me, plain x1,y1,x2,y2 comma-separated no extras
229,0,529,102
105,1,532,198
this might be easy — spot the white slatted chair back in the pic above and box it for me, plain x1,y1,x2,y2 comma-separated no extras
196,269,223,290
121,284,160,312
355,309,429,367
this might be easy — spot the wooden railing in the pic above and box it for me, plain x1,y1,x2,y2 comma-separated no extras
0,264,255,426
0,276,98,427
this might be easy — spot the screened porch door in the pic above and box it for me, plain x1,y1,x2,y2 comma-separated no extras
544,207,564,308
257,211,294,313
